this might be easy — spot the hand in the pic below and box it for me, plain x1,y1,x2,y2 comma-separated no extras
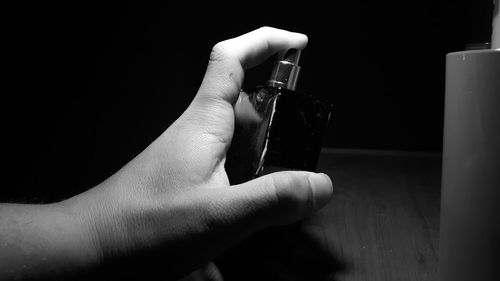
0,27,333,281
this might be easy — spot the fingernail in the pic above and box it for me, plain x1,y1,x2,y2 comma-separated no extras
308,173,333,209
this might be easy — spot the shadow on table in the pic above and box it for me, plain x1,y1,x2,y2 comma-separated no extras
216,221,345,281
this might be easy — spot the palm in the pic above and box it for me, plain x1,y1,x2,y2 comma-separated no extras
155,100,235,189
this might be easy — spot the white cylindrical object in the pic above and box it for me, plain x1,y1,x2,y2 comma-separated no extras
439,49,500,281
493,0,500,48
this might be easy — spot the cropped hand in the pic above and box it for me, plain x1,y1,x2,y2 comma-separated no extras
0,27,333,281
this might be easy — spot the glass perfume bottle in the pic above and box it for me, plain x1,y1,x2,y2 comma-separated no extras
225,49,333,185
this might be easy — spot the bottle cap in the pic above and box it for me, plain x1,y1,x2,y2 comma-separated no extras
268,48,302,91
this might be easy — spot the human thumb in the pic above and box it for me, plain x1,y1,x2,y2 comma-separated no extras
205,171,333,237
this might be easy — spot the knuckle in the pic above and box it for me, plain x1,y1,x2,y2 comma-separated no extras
210,41,231,63
271,172,314,214
258,26,273,33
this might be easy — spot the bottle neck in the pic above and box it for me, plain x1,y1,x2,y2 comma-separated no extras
266,80,295,91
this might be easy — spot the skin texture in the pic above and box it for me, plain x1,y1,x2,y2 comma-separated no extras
0,27,333,281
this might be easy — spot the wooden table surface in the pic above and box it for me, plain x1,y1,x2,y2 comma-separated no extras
218,148,442,281
312,148,442,281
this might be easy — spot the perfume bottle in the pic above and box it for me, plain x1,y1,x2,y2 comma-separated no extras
225,49,333,185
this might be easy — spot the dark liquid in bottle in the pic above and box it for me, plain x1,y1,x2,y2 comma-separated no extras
225,85,332,185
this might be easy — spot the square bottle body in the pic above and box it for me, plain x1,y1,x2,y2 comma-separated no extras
225,86,332,185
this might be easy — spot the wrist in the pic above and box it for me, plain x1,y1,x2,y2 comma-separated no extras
0,199,108,280
67,181,139,263
55,194,105,269
65,179,171,279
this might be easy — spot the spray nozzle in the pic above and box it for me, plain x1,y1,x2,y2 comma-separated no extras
268,48,302,91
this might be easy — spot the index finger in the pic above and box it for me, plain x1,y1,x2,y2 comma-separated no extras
219,26,308,69
196,27,308,104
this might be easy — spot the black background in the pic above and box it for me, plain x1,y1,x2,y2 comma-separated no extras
2,0,494,201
